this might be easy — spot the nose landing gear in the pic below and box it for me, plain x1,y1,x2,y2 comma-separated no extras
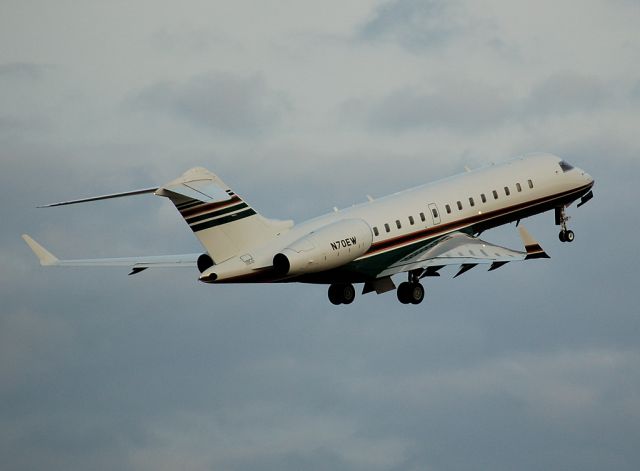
556,206,575,243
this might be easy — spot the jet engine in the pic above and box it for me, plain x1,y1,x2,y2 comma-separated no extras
273,218,373,276
197,253,214,273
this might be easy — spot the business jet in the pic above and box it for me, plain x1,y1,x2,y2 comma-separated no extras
23,153,594,305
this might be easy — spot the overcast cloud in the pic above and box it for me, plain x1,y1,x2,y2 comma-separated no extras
1,1,640,470
130,72,289,135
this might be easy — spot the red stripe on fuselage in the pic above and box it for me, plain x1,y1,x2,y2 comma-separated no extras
180,196,242,218
363,182,592,258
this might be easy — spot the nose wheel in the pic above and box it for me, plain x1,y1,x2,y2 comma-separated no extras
559,229,575,242
556,207,575,243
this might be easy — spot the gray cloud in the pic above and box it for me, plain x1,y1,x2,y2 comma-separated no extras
348,81,514,132
525,72,610,116
630,80,640,102
0,62,48,80
346,72,618,132
359,0,460,50
129,72,289,135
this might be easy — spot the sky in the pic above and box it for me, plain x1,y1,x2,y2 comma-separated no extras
1,0,640,470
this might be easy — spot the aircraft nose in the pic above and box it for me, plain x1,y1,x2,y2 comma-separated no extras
576,166,594,187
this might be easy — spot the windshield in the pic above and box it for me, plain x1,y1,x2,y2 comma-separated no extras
558,160,574,173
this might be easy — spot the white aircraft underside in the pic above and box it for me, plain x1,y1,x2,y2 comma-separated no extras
23,153,594,305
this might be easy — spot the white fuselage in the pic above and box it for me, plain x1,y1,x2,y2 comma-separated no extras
202,153,594,283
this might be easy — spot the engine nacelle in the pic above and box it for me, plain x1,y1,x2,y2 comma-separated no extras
273,218,373,276
197,253,214,273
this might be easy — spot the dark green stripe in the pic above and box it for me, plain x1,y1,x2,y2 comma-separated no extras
186,202,248,224
192,208,257,232
177,200,202,210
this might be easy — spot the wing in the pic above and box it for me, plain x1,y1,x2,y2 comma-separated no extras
22,235,199,275
377,226,549,279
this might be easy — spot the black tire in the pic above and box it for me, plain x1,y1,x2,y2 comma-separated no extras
328,284,342,305
341,284,356,304
397,282,411,304
410,283,425,305
559,230,566,242
565,230,575,242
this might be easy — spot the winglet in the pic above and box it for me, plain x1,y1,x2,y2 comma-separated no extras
517,226,550,260
21,234,59,266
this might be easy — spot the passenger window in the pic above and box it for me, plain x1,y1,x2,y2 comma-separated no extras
420,212,426,222
409,215,414,225
504,186,510,196
516,182,522,192
373,226,379,236
528,179,534,189
432,208,438,218
493,190,498,199
445,204,451,214
481,194,486,203
457,201,463,210
469,197,475,207
396,220,401,229
385,223,390,233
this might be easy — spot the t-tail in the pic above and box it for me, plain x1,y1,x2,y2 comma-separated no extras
155,167,293,264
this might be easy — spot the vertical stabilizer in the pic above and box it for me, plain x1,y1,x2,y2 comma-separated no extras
156,168,293,263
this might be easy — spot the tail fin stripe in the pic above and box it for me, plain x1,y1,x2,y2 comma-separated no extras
176,200,203,210
191,208,256,232
186,202,249,224
180,196,243,217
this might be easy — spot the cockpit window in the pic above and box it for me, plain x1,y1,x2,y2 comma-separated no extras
559,160,574,172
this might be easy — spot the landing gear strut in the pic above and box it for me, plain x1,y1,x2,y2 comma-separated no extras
555,207,575,243
328,283,356,305
397,270,425,305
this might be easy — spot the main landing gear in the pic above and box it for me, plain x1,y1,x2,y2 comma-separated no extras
556,206,575,243
327,276,426,305
328,283,356,305
397,270,425,305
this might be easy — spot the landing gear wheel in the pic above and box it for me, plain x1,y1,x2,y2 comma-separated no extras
559,229,575,243
556,207,575,243
397,282,411,304
409,283,425,305
328,284,342,305
341,284,356,305
328,283,356,305
397,282,425,304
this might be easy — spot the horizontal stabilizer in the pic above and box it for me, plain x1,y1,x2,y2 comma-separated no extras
158,178,231,204
38,188,157,208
